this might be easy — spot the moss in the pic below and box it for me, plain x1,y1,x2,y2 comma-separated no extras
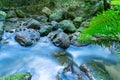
0,72,32,80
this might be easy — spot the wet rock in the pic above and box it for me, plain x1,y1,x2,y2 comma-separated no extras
15,28,40,46
6,10,17,18
0,11,6,40
15,9,25,18
3,19,19,32
80,62,113,80
49,9,65,22
0,22,4,40
19,18,41,30
32,15,48,22
56,63,82,80
48,29,70,49
0,11,7,21
54,51,66,57
51,21,58,27
39,25,53,36
0,72,32,80
42,7,52,16
56,20,76,33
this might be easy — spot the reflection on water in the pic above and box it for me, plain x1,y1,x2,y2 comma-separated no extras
0,32,120,80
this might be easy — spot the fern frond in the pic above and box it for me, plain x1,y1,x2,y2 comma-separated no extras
79,9,120,43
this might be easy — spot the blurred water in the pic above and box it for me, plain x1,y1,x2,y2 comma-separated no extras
0,32,120,80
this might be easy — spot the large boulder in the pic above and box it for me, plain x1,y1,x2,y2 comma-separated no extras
48,29,70,49
15,28,40,46
0,72,32,80
55,20,76,33
49,9,65,22
39,25,53,36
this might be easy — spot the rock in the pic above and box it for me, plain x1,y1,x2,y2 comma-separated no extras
49,9,65,22
56,20,76,33
80,20,90,27
76,27,84,32
0,72,32,80
48,29,70,49
0,22,4,40
15,9,25,18
64,11,76,20
51,21,58,27
39,25,53,36
19,18,41,30
3,18,19,32
0,11,6,40
42,7,52,16
15,28,40,46
73,17,83,28
56,63,82,80
6,10,17,18
0,11,7,21
32,15,48,22
80,62,112,80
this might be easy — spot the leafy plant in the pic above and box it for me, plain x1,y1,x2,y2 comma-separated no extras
79,9,120,43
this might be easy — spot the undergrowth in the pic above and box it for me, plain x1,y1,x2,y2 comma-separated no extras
79,9,120,44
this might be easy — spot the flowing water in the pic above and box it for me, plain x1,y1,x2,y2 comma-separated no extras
0,32,120,80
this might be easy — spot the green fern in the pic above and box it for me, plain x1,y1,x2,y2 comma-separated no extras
79,10,120,43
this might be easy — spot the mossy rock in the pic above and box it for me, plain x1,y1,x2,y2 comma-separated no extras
15,9,25,18
56,20,76,33
0,72,32,80
80,62,113,80
49,9,65,22
0,11,7,20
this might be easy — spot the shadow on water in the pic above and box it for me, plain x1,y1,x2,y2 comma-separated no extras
0,32,120,80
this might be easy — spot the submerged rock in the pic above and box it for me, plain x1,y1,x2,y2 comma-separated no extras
56,20,76,33
15,28,40,46
48,29,70,49
80,62,113,80
0,72,32,80
56,63,82,80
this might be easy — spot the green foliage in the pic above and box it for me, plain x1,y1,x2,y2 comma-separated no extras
79,10,120,43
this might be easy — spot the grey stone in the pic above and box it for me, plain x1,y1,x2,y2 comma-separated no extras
42,7,52,16
56,20,76,33
15,28,40,46
48,29,70,49
39,25,53,36
49,9,65,22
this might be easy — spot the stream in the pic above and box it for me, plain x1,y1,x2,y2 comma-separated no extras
0,32,120,80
